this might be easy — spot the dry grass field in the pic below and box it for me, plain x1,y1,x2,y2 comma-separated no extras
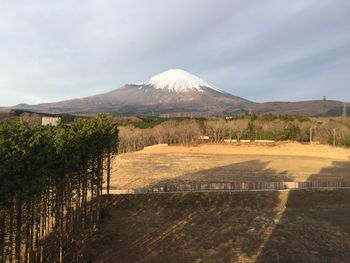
82,190,350,263
110,142,350,190
78,143,350,263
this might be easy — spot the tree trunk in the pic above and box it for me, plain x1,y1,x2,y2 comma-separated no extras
9,206,14,263
15,191,23,263
0,208,5,263
30,199,34,261
107,152,111,196
24,201,30,263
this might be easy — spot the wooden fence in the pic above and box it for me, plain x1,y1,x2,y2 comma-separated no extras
109,181,350,194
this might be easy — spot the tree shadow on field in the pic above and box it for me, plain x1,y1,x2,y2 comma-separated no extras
256,159,350,263
82,159,350,263
83,163,294,263
307,159,350,181
86,192,285,263
149,160,293,186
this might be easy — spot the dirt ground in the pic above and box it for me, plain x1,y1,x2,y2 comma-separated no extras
81,190,350,263
110,143,350,189
78,143,350,263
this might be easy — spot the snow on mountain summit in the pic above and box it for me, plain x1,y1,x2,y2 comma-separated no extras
141,69,222,93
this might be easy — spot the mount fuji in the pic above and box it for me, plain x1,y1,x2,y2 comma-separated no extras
14,69,253,116
11,69,344,116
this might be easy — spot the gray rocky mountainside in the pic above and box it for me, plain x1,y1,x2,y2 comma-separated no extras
11,69,345,116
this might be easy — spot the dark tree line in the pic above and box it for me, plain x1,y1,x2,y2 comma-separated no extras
0,115,118,262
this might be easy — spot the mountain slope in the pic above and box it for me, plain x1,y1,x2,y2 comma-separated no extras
14,69,253,115
253,100,345,116
10,69,346,116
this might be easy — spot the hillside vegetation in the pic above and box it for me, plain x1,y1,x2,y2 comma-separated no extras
117,114,350,153
1,111,349,152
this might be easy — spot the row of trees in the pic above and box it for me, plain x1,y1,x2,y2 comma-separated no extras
118,117,350,152
0,115,118,262
118,120,202,153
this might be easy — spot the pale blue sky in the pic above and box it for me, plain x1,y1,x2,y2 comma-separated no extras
0,0,349,106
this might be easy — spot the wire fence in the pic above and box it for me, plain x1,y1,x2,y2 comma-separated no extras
109,181,350,194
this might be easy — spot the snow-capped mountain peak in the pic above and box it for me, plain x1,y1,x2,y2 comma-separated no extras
141,69,222,93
